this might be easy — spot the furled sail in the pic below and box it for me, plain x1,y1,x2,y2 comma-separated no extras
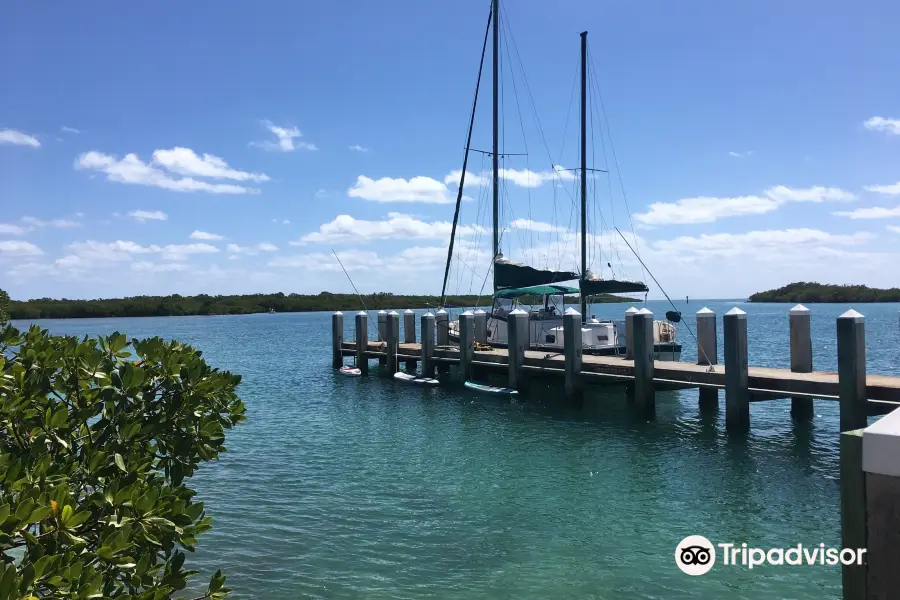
494,257,578,290
579,273,649,296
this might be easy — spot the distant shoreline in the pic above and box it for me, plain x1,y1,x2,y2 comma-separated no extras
748,282,900,303
7,291,640,320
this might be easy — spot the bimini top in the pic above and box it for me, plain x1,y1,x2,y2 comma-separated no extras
494,284,579,299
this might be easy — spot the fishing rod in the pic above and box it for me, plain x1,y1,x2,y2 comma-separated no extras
614,228,715,370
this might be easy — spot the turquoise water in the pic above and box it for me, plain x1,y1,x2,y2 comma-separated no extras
13,300,900,599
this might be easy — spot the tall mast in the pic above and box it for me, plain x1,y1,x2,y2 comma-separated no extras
579,31,588,319
492,0,500,266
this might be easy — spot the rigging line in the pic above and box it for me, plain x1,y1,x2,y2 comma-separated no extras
500,8,576,203
589,47,646,284
588,53,624,273
331,250,377,345
614,228,714,369
499,15,533,266
440,4,492,307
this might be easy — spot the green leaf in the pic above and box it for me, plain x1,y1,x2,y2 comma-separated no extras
49,406,68,428
33,555,52,579
0,504,9,523
65,510,91,528
114,453,127,472
61,504,73,524
25,505,52,525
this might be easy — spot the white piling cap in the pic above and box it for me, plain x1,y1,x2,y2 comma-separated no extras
423,311,435,318
725,306,747,316
357,310,367,316
564,307,581,316
388,310,399,316
625,306,640,314
509,308,528,315
378,310,386,314
462,310,474,316
404,309,414,314
473,308,486,315
436,308,448,315
696,307,714,316
333,311,343,316
789,304,809,315
637,307,653,315
839,308,864,319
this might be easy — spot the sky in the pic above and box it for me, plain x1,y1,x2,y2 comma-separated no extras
2,0,900,301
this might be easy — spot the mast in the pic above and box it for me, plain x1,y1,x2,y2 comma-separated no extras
579,31,588,319
492,0,500,269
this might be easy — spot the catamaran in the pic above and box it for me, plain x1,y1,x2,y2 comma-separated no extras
442,0,682,360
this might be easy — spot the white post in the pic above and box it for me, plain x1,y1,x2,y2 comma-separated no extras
421,312,435,377
507,309,529,390
789,304,813,420
563,307,583,398
837,309,867,432
403,309,416,343
331,311,344,369
377,310,387,365
624,306,639,359
632,308,655,413
724,307,749,432
355,311,369,376
459,311,475,382
436,309,449,346
696,307,718,410
385,311,399,374
473,309,487,344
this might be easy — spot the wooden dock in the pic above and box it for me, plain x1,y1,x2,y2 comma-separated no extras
331,305,900,432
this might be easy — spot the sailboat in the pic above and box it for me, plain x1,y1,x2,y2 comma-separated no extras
443,0,681,361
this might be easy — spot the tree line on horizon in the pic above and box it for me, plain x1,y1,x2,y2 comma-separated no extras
7,291,637,320
748,282,900,303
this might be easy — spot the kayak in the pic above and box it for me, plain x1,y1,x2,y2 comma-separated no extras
339,366,362,376
464,381,518,396
394,372,440,386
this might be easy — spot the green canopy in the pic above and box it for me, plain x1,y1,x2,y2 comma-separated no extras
494,284,579,299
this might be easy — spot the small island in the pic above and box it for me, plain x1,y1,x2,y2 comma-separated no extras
748,282,900,303
8,291,639,320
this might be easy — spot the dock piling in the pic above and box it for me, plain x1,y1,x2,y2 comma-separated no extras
459,311,475,381
377,310,387,365
331,311,344,369
624,306,639,360
355,311,369,376
632,308,655,412
838,309,867,432
696,307,718,411
403,309,417,369
473,309,487,344
421,312,435,376
563,308,583,398
789,304,814,420
385,311,399,374
724,307,750,432
435,309,449,375
507,309,529,390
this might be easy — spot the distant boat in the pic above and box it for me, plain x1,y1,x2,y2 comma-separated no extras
267,308,275,314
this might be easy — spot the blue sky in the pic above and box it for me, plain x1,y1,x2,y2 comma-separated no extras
2,0,900,301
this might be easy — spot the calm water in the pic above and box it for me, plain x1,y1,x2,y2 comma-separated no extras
12,300,900,599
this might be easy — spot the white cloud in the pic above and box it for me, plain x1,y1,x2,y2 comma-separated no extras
151,147,269,182
21,216,81,229
160,243,219,261
190,230,225,240
650,228,873,258
226,242,279,256
0,223,29,235
763,185,855,203
294,213,486,244
56,239,219,270
349,144,370,153
635,185,856,225
270,249,380,271
510,218,566,233
60,126,80,135
315,189,328,199
0,129,40,148
863,116,900,136
833,205,900,219
863,182,900,196
444,169,488,187
348,175,453,204
635,195,779,225
74,151,260,195
498,166,574,188
887,225,900,234
0,240,43,258
131,261,189,273
251,120,317,152
728,151,753,158
271,218,290,225
127,210,168,222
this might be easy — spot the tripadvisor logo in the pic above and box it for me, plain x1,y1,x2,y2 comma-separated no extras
675,536,867,575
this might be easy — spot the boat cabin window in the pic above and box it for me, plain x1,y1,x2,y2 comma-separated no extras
492,297,514,317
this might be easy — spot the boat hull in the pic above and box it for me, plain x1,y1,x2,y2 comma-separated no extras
448,333,681,361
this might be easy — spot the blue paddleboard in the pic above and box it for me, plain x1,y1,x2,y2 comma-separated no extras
464,381,519,396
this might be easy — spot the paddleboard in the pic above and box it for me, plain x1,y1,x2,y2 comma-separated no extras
339,366,362,376
394,372,440,386
464,381,518,396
